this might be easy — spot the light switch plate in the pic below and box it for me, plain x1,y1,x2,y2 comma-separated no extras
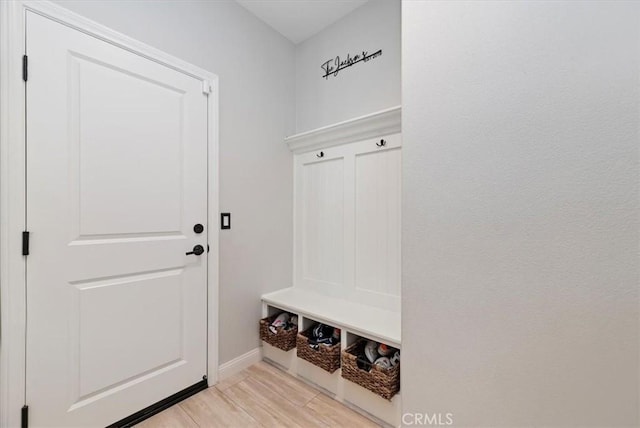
221,213,231,230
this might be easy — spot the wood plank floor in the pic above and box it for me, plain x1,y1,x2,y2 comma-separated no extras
136,362,381,427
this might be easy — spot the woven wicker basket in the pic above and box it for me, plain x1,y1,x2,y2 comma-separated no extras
341,340,400,400
296,326,341,373
259,314,297,352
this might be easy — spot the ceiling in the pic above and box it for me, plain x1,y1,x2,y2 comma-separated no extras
235,0,369,44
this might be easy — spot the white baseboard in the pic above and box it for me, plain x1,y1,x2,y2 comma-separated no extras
217,347,262,381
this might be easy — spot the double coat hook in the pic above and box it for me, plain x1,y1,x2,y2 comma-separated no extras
316,139,386,159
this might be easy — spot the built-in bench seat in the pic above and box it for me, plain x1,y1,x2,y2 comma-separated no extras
261,287,400,348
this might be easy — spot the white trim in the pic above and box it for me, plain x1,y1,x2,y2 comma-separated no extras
0,1,28,427
0,2,220,425
207,75,221,386
217,348,262,381
285,106,401,154
21,1,214,82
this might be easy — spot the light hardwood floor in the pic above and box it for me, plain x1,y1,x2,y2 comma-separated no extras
136,362,381,427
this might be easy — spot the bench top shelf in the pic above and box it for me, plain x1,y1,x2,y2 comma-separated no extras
261,287,401,347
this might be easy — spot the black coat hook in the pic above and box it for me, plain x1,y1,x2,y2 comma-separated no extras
317,151,324,158
376,139,386,147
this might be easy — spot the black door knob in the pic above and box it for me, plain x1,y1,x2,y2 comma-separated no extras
186,245,205,256
193,223,204,234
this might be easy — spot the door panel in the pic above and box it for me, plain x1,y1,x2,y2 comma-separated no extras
72,53,185,237
26,12,208,427
75,270,183,398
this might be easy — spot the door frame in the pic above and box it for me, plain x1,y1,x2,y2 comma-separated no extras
0,2,220,426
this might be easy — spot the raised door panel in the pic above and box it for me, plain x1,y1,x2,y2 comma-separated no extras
74,270,184,400
73,54,184,237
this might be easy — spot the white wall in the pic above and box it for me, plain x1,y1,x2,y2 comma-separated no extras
295,0,400,133
52,0,295,365
402,1,639,427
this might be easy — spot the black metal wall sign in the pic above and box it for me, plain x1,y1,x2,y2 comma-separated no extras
321,49,382,80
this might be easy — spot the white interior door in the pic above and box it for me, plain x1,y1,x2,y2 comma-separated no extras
25,11,209,427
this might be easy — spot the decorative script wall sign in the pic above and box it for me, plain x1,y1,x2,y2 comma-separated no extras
321,49,383,80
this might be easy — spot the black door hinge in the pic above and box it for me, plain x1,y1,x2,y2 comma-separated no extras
22,55,28,82
21,405,28,428
22,231,30,256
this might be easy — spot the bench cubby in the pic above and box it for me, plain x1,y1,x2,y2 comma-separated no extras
261,289,401,426
259,305,299,371
296,319,341,373
341,338,400,400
